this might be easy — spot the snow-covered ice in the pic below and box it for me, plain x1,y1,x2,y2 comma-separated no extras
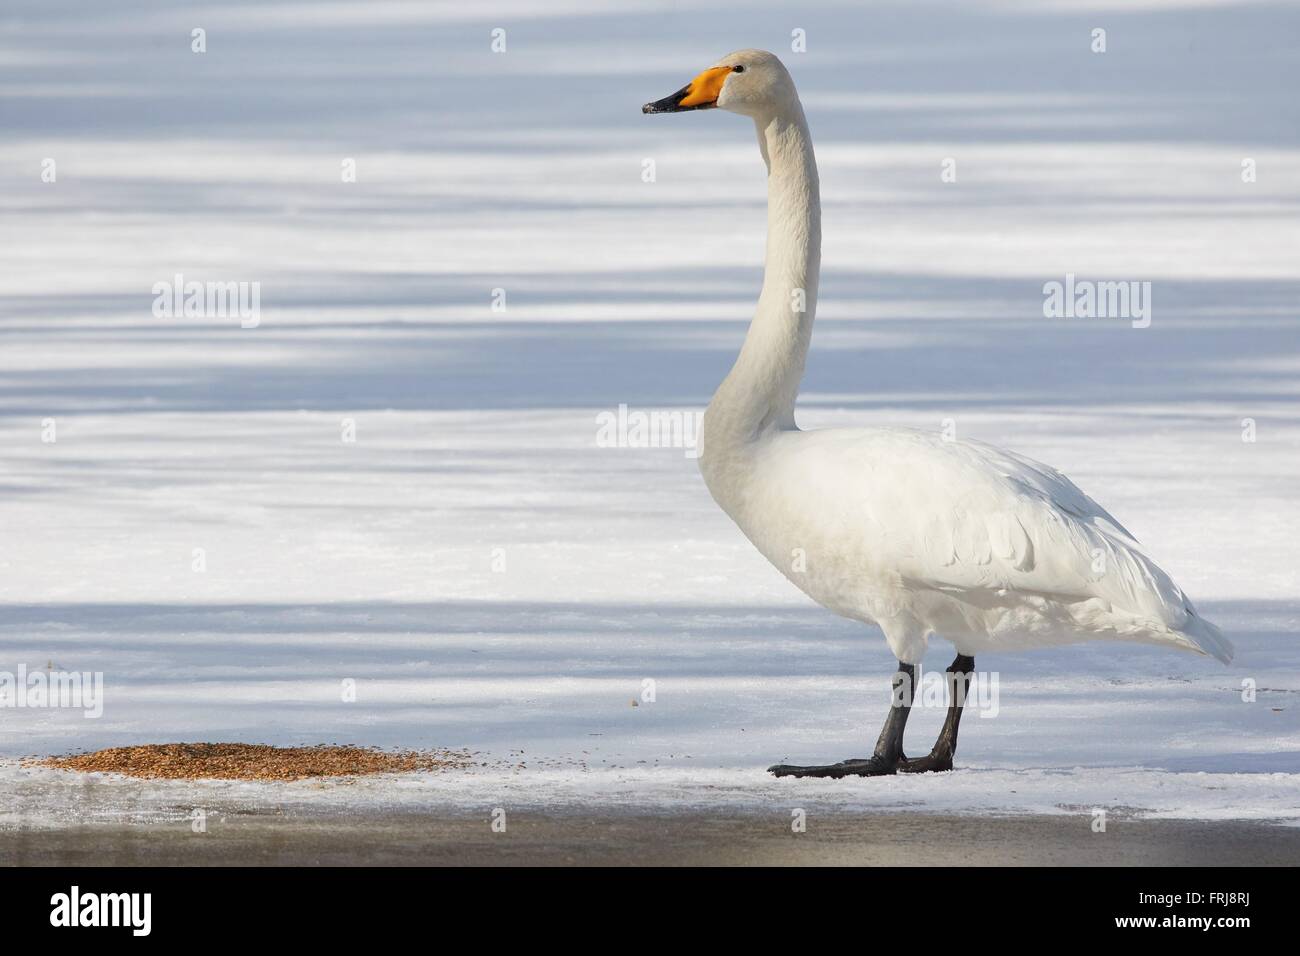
1,0,1298,826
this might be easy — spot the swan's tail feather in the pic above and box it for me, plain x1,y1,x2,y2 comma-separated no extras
1171,613,1233,665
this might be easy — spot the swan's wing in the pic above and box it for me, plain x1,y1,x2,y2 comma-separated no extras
901,438,1183,617
958,439,1138,544
791,429,1220,651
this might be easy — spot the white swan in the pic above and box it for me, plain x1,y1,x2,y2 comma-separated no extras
644,50,1232,778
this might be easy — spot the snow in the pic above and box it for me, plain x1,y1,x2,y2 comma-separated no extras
1,0,1298,826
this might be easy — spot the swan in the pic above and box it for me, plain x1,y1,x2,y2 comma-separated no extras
643,50,1232,778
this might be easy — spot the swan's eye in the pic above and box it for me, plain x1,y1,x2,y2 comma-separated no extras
732,65,745,73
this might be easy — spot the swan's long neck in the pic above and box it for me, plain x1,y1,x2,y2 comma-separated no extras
705,102,821,454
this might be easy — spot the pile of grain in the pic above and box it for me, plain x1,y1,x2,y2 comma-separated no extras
35,743,474,781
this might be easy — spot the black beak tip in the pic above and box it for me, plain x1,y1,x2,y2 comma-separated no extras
642,85,693,115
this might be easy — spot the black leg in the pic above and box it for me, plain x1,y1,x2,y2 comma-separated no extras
898,654,974,773
768,662,915,778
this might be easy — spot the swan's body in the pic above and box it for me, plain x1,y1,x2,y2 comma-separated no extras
645,50,1230,777
703,424,1230,666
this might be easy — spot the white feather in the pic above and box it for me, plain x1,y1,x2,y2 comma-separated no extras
693,50,1231,667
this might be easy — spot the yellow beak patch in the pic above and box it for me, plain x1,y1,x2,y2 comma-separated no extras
677,66,733,108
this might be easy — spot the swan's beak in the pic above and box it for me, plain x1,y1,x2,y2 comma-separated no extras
642,66,732,114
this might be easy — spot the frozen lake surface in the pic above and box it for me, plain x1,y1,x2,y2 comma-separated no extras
1,0,1297,827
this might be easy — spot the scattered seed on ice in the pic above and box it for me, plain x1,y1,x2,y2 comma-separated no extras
33,743,475,782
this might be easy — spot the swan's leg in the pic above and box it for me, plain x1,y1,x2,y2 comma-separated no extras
768,662,914,778
898,654,975,773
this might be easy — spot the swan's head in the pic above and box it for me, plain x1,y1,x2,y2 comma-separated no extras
641,49,796,119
